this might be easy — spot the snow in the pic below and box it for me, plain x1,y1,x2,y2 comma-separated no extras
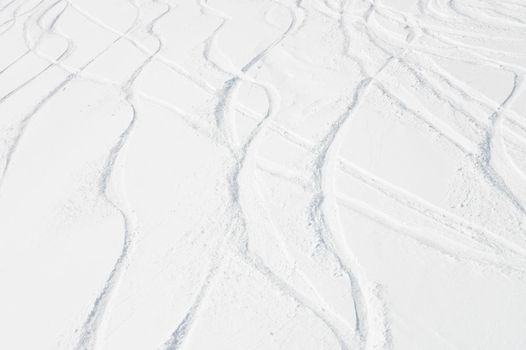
1,0,526,349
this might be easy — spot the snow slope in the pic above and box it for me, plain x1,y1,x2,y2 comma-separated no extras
1,0,526,349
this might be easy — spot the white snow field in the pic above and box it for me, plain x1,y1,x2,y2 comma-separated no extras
1,0,526,349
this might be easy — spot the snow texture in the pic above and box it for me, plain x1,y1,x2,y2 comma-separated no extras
1,0,526,349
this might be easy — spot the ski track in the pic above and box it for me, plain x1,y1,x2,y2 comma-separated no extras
1,0,526,349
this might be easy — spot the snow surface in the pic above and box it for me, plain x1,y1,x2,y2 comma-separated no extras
1,0,526,349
